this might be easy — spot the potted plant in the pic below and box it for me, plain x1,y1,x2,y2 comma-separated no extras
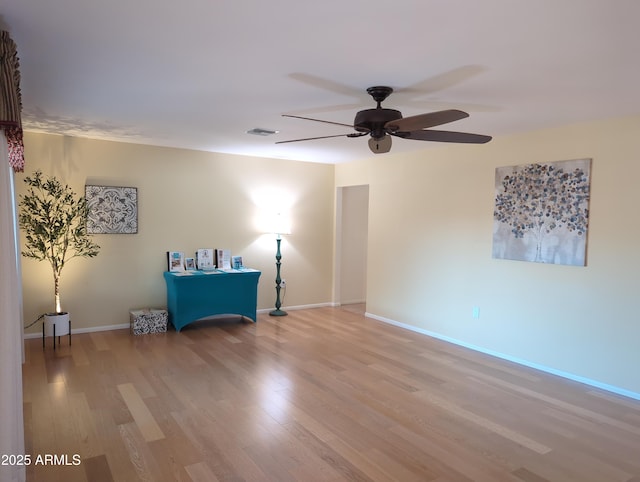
18,170,100,337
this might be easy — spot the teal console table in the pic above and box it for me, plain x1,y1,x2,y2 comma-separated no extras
163,269,261,332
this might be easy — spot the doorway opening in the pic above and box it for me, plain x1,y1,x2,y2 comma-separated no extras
335,185,369,313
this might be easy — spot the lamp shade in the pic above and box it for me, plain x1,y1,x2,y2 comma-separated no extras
264,212,291,236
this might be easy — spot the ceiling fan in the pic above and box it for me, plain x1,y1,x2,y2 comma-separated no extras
277,86,492,154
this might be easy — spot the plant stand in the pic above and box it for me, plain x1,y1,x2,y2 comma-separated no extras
42,312,71,350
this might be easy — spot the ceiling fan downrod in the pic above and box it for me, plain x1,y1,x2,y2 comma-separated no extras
366,86,394,108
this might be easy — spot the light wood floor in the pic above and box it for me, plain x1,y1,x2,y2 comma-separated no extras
23,306,640,481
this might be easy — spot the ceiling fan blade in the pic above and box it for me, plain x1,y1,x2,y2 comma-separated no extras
385,109,469,132
405,100,500,113
276,132,367,145
396,129,492,144
400,65,486,97
288,73,365,99
282,114,354,128
282,103,364,116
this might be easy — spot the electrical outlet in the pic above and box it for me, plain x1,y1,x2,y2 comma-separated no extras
280,279,286,289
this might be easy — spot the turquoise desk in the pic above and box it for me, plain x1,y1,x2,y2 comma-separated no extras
163,269,261,332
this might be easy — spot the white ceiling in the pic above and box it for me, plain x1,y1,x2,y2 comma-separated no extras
2,0,640,164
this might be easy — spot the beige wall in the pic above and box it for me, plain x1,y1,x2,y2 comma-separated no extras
20,133,335,333
20,115,640,397
336,115,640,396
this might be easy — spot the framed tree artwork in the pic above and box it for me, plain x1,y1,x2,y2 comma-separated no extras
492,158,591,266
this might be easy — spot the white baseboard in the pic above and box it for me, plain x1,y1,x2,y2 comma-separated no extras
366,311,640,402
28,306,637,400
257,301,336,314
25,303,338,338
337,299,366,306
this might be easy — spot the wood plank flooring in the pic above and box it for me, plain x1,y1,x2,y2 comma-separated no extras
22,306,640,481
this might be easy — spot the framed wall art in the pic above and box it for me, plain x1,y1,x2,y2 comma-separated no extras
492,158,591,266
185,257,196,271
196,248,215,270
167,251,185,272
85,185,138,234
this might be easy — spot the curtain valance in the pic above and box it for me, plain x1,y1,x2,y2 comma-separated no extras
0,30,24,172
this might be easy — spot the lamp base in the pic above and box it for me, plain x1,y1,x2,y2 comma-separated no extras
269,309,288,317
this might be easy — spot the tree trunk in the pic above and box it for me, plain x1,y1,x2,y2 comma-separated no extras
54,273,61,313
534,224,545,262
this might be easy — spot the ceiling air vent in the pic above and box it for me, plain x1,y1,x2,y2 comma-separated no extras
246,128,279,136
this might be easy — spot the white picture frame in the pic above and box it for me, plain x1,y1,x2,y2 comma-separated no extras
168,251,185,272
216,248,231,269
232,255,243,269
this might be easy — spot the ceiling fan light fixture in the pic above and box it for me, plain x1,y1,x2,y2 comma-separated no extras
247,128,279,136
368,135,392,154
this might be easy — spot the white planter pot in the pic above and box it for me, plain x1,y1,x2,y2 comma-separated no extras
44,312,70,337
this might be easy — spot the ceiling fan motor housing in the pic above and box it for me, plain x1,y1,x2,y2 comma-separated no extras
354,108,402,139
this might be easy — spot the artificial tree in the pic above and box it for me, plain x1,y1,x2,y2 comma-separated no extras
18,170,100,316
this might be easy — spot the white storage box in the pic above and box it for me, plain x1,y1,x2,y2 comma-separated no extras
130,309,168,335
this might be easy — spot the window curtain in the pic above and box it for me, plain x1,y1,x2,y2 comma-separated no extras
0,29,26,482
0,30,24,172
0,133,25,482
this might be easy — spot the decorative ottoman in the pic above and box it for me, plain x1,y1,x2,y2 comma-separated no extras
129,309,168,335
